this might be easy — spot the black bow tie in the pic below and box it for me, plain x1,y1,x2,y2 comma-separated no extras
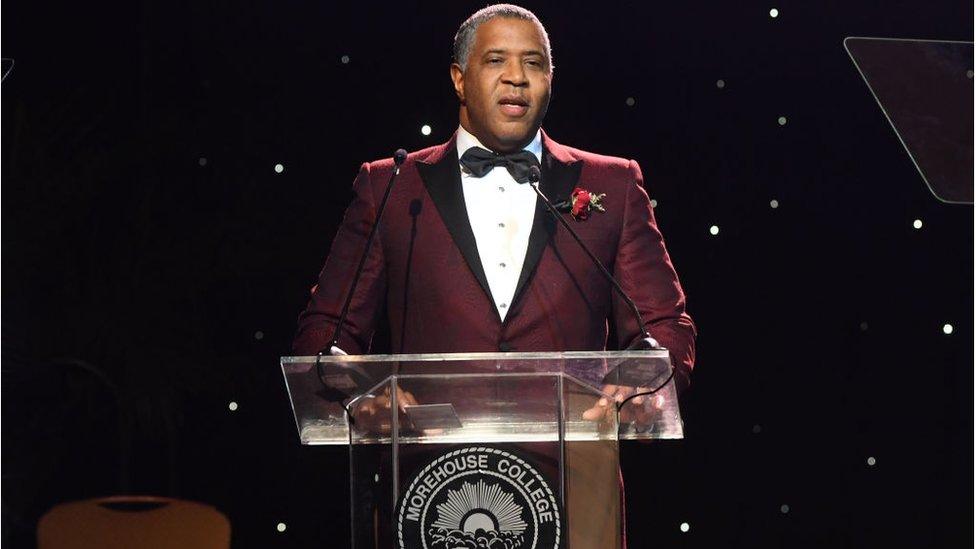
459,146,539,184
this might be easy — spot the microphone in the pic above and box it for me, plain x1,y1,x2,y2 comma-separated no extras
526,165,651,342
529,165,676,414
324,148,408,354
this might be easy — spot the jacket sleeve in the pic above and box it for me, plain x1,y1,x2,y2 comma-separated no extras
292,163,388,355
611,159,697,393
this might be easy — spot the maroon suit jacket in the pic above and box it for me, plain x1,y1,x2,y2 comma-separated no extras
293,131,697,391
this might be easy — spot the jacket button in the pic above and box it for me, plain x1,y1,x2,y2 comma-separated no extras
498,342,512,352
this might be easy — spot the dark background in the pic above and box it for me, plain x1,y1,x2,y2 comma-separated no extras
2,0,973,547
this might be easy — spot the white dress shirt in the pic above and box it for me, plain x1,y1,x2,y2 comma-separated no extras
456,126,542,321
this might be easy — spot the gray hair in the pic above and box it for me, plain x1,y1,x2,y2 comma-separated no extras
453,4,553,73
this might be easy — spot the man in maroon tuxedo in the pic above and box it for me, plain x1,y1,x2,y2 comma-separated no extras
292,4,696,393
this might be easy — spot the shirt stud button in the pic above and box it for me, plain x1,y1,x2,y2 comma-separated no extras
499,262,506,268
498,186,505,192
499,303,508,309
498,222,505,228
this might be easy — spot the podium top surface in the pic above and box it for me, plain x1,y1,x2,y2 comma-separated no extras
281,351,682,445
282,350,668,362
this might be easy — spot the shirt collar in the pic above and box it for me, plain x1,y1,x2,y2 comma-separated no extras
456,125,543,163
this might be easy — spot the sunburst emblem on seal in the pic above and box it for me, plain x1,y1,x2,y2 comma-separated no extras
430,479,527,545
397,447,562,549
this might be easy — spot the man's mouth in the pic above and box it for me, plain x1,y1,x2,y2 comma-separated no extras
498,96,530,117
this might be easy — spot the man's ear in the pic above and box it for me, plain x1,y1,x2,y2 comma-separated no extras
450,63,465,103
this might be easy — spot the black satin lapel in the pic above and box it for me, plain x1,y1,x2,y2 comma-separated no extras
510,152,582,312
417,149,495,307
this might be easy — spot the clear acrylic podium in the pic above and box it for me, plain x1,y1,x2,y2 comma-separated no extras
281,351,682,549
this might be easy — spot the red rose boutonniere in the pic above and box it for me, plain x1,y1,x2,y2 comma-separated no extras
555,187,606,221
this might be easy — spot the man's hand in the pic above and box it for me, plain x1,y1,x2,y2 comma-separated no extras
349,386,420,433
326,347,430,434
582,384,644,421
581,336,665,425
582,383,663,429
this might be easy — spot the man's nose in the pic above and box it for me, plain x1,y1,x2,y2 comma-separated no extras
501,60,528,87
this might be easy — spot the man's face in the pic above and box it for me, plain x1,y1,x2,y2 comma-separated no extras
451,17,552,153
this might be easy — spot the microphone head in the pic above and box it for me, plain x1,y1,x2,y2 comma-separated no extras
393,148,408,166
528,165,542,184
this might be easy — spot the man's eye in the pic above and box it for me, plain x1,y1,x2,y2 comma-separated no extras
487,58,503,64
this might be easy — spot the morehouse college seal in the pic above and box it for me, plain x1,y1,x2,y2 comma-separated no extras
396,446,562,549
